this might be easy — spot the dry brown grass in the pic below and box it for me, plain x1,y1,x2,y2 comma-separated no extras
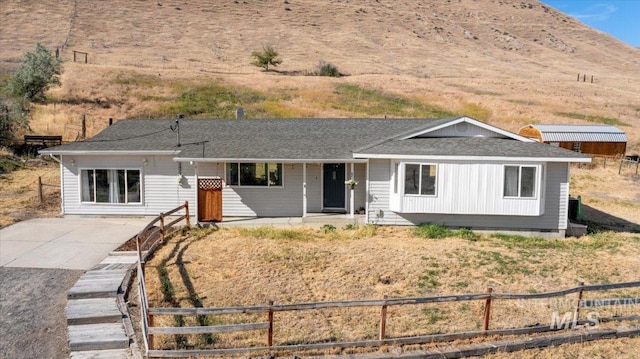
0,160,61,228
144,225,640,355
0,0,638,147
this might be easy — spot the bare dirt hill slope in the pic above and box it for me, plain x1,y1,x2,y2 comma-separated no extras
1,0,639,147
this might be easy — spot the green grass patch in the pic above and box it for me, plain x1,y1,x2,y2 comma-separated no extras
156,83,266,118
331,84,454,118
238,226,314,241
554,112,629,126
414,223,453,239
414,224,481,241
459,102,492,121
491,233,568,249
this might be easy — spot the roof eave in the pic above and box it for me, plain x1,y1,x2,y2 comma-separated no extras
175,157,369,163
39,150,180,156
352,153,592,163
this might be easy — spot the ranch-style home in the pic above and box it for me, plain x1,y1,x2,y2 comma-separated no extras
41,116,590,237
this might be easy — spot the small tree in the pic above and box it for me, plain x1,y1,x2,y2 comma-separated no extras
7,43,62,102
251,45,282,72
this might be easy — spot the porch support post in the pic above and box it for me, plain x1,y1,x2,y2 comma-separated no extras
365,160,369,224
350,162,355,218
302,162,307,217
193,162,199,223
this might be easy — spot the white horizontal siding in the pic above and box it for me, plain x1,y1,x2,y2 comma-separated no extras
61,155,195,217
367,159,569,232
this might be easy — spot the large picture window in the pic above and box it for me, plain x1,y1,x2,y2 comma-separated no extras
81,169,141,203
504,165,536,198
404,163,437,196
226,163,283,187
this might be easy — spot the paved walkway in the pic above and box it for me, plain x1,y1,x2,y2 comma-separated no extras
0,217,149,270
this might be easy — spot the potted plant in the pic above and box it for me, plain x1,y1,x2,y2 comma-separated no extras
344,178,358,189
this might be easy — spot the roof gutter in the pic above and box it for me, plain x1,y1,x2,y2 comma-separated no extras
175,157,369,164
39,150,180,156
352,153,592,163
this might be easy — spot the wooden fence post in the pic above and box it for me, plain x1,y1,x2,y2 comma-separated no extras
267,300,274,347
148,302,155,350
37,176,44,204
573,281,585,327
379,293,388,340
136,234,144,270
81,114,86,139
483,287,493,331
184,201,191,227
159,213,165,243
619,157,624,175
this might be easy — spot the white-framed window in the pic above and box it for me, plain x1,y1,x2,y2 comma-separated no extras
81,169,141,203
503,165,536,198
226,163,283,187
404,163,437,196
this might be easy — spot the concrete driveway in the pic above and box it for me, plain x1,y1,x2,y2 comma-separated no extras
0,217,149,270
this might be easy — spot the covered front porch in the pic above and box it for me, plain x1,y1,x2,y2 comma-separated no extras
189,161,368,223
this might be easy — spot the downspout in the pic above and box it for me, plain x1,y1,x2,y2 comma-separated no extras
49,154,65,215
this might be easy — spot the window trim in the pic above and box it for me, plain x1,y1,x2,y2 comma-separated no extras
402,162,438,197
503,165,538,199
79,168,143,205
225,162,285,188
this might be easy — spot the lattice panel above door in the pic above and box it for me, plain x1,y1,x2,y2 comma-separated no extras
199,178,223,190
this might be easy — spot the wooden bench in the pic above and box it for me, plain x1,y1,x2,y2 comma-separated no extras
23,135,63,147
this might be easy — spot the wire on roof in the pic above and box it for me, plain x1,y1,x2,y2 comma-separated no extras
81,127,172,142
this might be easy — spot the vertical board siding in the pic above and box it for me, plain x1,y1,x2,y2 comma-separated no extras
61,155,196,217
397,162,542,215
368,159,569,231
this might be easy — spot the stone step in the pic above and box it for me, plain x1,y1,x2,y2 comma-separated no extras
68,274,124,299
68,323,129,351
66,298,123,325
70,348,130,359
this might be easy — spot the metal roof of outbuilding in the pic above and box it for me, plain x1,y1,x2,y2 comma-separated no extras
531,124,627,143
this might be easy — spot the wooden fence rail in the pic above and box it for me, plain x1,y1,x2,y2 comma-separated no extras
135,201,191,353
140,277,640,356
136,201,190,265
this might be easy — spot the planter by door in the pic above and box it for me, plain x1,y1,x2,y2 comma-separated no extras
198,178,222,222
323,163,345,211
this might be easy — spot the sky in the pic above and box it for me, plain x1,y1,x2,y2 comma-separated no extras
540,1,640,47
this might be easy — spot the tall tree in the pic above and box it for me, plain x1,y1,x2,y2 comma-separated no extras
251,46,282,72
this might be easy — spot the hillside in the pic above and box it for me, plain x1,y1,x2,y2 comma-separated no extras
0,0,639,149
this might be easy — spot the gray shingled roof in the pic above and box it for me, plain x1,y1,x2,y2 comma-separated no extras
355,137,590,159
532,124,627,142
42,117,588,161
43,118,445,160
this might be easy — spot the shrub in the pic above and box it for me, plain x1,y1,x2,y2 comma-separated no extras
316,61,341,77
414,223,453,239
321,224,336,233
7,43,62,102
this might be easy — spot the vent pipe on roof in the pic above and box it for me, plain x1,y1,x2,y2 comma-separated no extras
236,107,244,119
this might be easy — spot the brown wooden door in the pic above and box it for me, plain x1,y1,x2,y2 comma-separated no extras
198,178,222,222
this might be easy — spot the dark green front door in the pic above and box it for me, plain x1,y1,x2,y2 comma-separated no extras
323,163,345,209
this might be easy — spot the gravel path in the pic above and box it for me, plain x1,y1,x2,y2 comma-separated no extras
0,267,83,359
